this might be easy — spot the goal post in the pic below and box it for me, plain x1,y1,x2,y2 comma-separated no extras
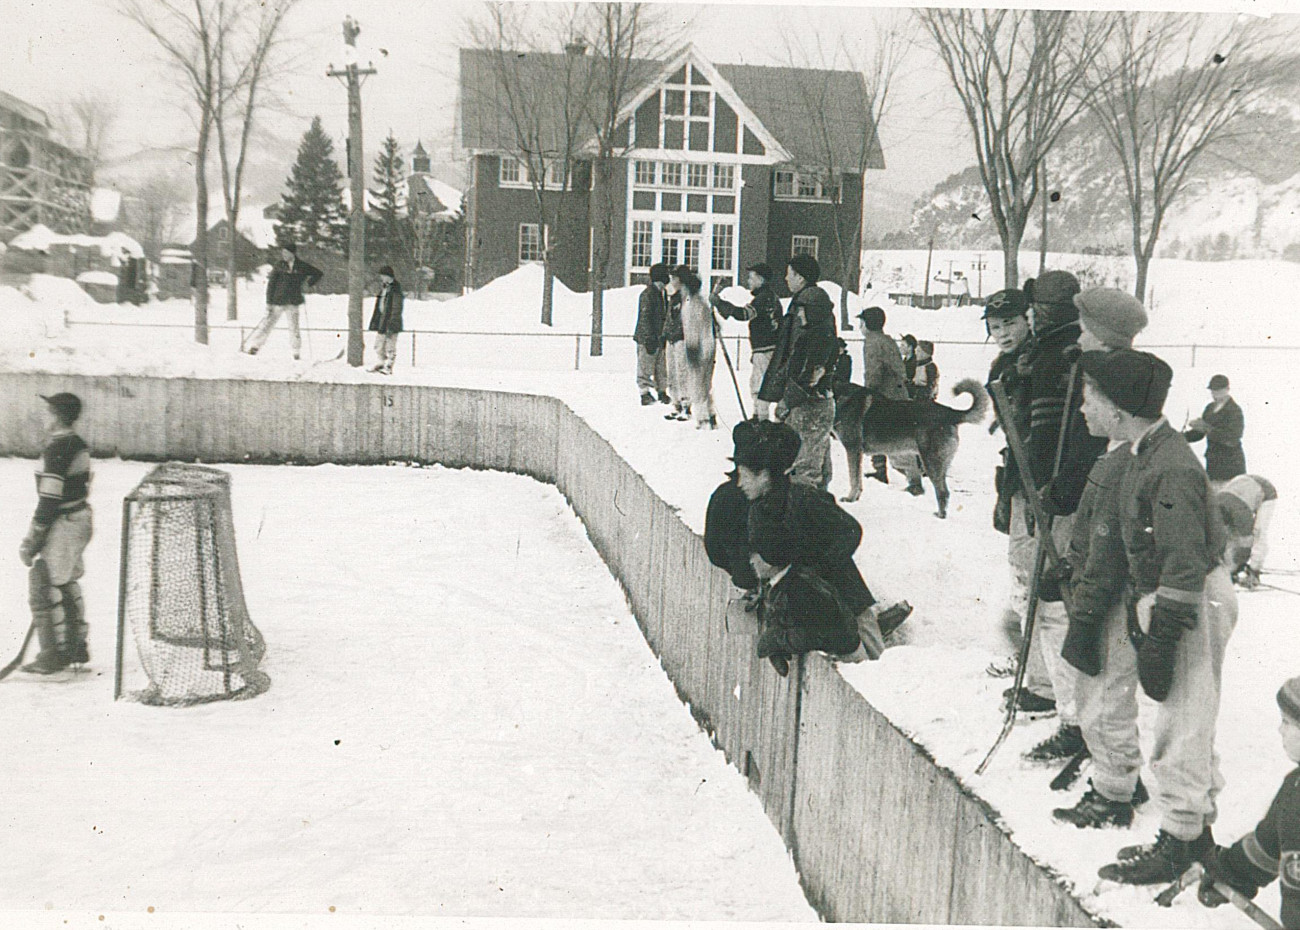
115,463,269,706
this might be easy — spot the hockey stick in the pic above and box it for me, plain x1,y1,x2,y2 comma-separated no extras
1156,862,1283,929
0,624,37,681
712,309,748,421
977,377,1077,775
1049,745,1090,791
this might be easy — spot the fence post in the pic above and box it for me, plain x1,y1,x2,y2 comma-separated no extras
1190,344,1197,368
574,334,581,371
411,332,417,368
736,336,743,369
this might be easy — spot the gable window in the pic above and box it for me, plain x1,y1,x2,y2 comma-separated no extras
792,235,819,259
660,64,713,152
519,223,543,262
774,169,836,202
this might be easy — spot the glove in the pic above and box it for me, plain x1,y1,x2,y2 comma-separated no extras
1137,606,1188,702
1197,847,1258,909
1061,616,1102,676
19,525,47,568
1037,482,1070,518
1038,556,1072,603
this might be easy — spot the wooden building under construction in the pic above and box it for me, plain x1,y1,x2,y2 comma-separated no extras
0,89,91,245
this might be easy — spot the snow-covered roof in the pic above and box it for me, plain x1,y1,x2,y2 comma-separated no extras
412,175,463,218
9,225,144,258
8,224,59,252
76,270,119,286
91,188,123,224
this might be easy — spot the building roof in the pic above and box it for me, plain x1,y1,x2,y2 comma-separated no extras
0,89,51,129
410,175,463,219
458,46,882,172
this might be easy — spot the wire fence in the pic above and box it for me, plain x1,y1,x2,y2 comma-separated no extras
63,317,1300,373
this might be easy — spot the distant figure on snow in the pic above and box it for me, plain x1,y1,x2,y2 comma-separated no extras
1184,374,1246,485
672,265,718,430
244,244,323,360
367,265,404,375
633,263,670,407
712,262,783,420
1216,474,1278,588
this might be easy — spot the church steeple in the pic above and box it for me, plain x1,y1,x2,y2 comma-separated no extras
411,140,430,175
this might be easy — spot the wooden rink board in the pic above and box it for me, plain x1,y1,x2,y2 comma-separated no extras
0,372,1101,927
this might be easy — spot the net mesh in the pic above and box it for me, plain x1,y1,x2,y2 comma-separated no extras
117,464,269,706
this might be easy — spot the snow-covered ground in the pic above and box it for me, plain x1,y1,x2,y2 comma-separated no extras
1,251,1298,928
0,461,816,927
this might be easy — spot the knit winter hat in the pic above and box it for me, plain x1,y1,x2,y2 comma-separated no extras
649,263,671,285
1208,374,1230,390
1278,676,1300,725
1073,288,1148,348
858,306,886,331
732,421,801,476
787,253,820,285
1079,349,1173,419
982,289,1030,320
1025,270,1081,308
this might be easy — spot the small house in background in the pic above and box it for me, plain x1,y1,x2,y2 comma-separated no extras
193,218,271,287
407,142,464,295
6,223,148,303
157,248,193,300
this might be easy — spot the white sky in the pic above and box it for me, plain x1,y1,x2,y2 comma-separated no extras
5,0,1297,218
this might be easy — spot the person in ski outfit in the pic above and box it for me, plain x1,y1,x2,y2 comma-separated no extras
1197,675,1300,929
758,254,838,489
1073,349,1237,887
244,244,323,360
1216,474,1279,587
712,262,783,420
672,265,717,430
20,392,93,674
634,263,670,406
856,305,909,484
1184,374,1246,484
662,285,689,421
367,265,404,374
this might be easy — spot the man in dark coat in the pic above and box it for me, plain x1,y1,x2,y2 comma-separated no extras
856,305,909,483
759,254,839,489
367,265,404,375
634,263,670,406
1184,374,1246,484
244,244,324,360
713,262,783,420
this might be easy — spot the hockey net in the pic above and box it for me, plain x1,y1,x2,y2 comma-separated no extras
115,463,269,706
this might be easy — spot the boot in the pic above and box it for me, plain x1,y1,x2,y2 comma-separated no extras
1024,723,1084,763
640,392,656,406
1002,686,1056,717
876,601,913,637
1053,781,1134,829
1098,827,1214,884
24,563,69,674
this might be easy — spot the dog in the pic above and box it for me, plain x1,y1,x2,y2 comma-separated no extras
833,378,989,518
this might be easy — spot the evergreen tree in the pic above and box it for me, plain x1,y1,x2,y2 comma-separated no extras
368,132,412,273
275,116,347,252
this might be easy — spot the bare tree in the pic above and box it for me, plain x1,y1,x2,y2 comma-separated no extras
1082,12,1293,300
465,2,595,326
122,0,238,343
918,9,1112,288
54,93,119,186
124,169,189,258
214,0,301,320
580,2,681,355
783,10,912,328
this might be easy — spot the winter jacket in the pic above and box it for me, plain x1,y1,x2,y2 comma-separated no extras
751,480,875,618
988,344,1033,496
1185,397,1246,481
910,359,939,401
33,430,91,527
1023,320,1107,514
681,293,717,368
756,565,861,660
831,341,853,392
1061,443,1133,675
661,292,684,344
859,330,909,400
713,283,783,352
758,284,838,407
634,284,667,351
367,281,405,335
705,479,759,591
1120,420,1226,625
265,258,323,306
1213,766,1300,930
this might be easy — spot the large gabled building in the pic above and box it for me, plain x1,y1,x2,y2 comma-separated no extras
458,44,884,293
0,90,91,244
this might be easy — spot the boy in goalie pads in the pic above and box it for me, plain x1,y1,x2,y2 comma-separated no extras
19,392,93,674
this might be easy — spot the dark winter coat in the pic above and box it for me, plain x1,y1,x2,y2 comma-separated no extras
859,330,909,400
751,480,875,618
758,284,838,407
1023,320,1107,514
1120,420,1226,624
367,281,405,335
33,430,91,527
1061,443,1133,675
634,284,667,351
713,283,783,352
661,291,684,344
1185,397,1246,481
704,478,760,592
756,565,861,660
1213,766,1300,930
265,258,323,306
988,343,1033,497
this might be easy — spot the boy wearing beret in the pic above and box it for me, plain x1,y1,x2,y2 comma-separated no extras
20,393,93,674
1074,350,1237,885
1197,675,1300,928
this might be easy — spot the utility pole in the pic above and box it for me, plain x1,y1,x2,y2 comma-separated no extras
328,16,376,368
974,253,987,299
1038,158,1048,276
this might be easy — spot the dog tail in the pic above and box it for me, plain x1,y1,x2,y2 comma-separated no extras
949,378,990,426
